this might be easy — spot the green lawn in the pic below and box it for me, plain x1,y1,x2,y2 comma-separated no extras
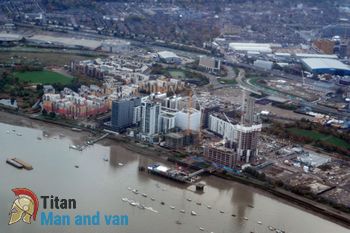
288,128,350,149
168,69,186,79
14,70,72,85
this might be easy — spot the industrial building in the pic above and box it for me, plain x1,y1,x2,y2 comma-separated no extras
0,33,23,46
26,35,102,50
101,39,130,53
295,53,338,59
301,58,350,76
199,56,221,73
229,42,281,53
157,51,181,64
253,60,274,70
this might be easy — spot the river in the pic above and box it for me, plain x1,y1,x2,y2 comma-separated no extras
0,120,348,233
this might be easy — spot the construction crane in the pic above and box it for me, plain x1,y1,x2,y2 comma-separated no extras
187,89,192,136
190,86,205,149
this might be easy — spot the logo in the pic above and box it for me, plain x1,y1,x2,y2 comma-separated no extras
9,188,39,225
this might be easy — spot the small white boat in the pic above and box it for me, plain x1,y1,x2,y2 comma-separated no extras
199,227,204,231
207,205,212,209
191,211,197,216
127,187,132,190
129,202,137,206
187,198,192,202
145,206,159,213
6,130,10,134
169,206,175,209
268,226,276,231
142,193,148,197
151,197,155,201
132,189,138,194
180,209,185,213
122,198,128,202
118,162,124,166
244,217,248,220
258,221,262,225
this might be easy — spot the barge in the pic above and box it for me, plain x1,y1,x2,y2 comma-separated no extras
6,158,33,170
147,163,200,184
6,158,24,169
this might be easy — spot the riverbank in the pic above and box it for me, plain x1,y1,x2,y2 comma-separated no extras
116,138,350,229
0,109,349,228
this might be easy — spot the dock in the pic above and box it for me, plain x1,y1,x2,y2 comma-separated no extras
6,158,33,170
147,163,206,184
69,133,109,151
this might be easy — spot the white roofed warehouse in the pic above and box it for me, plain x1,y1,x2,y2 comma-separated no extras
229,42,281,53
301,58,350,76
158,51,181,64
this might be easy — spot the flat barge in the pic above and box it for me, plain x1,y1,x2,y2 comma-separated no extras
147,163,199,184
6,158,33,170
6,158,24,169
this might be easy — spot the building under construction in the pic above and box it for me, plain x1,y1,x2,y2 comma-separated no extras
204,92,262,168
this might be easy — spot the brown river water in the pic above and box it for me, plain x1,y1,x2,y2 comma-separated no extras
0,121,348,233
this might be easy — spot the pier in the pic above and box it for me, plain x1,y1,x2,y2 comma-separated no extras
147,164,208,184
70,133,109,151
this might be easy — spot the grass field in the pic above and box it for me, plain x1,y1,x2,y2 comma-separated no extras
169,69,186,79
14,70,72,85
288,128,350,149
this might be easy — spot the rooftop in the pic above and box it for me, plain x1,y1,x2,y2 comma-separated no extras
27,35,102,50
158,51,179,59
302,58,350,71
0,33,23,41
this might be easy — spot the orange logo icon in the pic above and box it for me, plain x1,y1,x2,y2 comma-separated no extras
9,188,39,225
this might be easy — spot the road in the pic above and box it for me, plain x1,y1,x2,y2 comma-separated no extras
224,56,350,118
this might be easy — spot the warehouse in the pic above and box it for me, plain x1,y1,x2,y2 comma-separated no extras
301,58,350,76
158,51,181,64
26,35,102,50
101,39,130,53
229,42,281,53
0,33,23,46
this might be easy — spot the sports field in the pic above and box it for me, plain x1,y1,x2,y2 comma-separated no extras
14,70,72,85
